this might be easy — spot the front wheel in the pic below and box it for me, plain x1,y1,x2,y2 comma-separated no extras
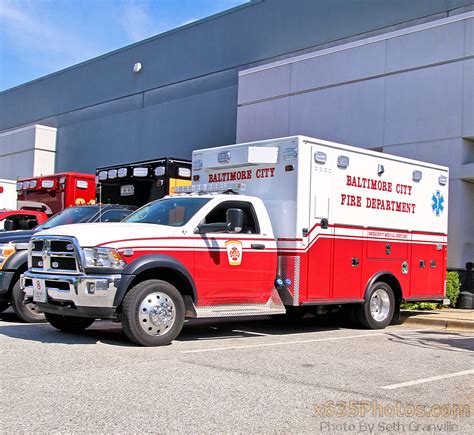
45,313,95,332
357,282,395,329
0,301,9,313
121,279,185,346
11,278,45,323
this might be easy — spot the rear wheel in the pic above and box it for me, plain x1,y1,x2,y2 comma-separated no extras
45,313,95,332
357,282,395,329
122,279,185,346
11,278,45,323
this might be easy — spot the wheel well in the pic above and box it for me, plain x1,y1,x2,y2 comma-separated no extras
9,262,28,295
372,274,402,302
128,267,195,302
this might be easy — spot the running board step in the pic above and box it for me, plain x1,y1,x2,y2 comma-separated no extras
194,289,286,318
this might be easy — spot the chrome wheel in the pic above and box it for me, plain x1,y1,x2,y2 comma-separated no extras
370,288,390,322
139,292,176,336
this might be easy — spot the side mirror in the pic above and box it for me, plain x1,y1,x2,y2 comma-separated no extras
197,208,244,234
4,219,16,232
226,208,243,233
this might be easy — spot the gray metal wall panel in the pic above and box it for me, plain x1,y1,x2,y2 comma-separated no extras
385,20,465,72
289,42,387,94
288,79,385,149
383,63,463,145
237,97,290,143
238,65,291,105
463,59,474,138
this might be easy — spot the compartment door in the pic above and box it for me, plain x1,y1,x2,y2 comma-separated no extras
306,146,334,300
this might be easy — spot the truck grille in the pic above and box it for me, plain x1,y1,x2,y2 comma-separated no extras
30,236,82,274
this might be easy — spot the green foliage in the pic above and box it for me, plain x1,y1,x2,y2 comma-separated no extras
401,271,461,310
445,271,461,307
401,302,437,310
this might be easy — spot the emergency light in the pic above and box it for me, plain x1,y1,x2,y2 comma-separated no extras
133,167,148,177
154,167,165,177
41,180,54,189
174,182,246,194
118,168,128,178
30,180,37,189
108,169,117,179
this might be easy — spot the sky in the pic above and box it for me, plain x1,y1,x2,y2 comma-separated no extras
0,0,248,91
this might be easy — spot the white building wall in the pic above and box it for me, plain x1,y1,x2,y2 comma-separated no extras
236,12,474,270
0,125,57,180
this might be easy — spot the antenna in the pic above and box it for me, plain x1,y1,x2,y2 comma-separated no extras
98,181,103,222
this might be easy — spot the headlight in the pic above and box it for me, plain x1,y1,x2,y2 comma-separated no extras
83,248,125,269
0,243,16,269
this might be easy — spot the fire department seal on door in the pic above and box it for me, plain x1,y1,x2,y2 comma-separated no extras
225,240,243,266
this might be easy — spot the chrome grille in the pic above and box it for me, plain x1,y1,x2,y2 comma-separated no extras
30,236,82,274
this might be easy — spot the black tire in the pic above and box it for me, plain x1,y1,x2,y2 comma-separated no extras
0,301,9,313
122,279,185,346
45,312,95,332
11,278,45,323
357,282,395,329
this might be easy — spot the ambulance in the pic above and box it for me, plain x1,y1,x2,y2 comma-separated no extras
22,136,449,346
0,179,17,211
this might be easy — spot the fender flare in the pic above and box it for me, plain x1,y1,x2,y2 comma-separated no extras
3,250,28,273
363,271,402,301
113,254,197,306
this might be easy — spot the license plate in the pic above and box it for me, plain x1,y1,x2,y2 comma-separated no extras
33,279,47,303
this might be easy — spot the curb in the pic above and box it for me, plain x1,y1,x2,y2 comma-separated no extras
401,315,474,332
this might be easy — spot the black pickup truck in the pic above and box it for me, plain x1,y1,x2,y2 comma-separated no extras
0,204,136,322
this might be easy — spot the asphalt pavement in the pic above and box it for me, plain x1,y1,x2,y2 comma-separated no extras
1,311,473,433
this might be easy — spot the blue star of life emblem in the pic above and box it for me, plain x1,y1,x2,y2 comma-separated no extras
431,191,444,217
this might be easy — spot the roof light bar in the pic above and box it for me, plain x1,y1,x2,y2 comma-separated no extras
175,182,246,194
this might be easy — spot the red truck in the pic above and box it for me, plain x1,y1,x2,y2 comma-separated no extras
0,210,49,232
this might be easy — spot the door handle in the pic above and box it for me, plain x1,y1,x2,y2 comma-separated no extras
251,244,265,250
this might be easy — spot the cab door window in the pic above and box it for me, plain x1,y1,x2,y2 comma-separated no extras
203,201,259,234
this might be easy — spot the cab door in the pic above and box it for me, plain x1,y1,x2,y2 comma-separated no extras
193,200,277,305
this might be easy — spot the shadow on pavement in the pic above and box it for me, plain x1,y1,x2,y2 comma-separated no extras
385,329,474,353
0,313,356,347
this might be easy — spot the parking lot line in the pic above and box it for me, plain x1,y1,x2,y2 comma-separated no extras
381,368,474,390
232,329,271,336
180,331,391,353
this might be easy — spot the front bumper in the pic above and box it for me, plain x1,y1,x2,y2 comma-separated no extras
0,270,15,297
22,271,122,318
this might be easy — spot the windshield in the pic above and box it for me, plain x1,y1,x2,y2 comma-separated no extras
37,207,99,230
124,197,210,226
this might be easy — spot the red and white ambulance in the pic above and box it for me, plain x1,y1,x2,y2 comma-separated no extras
22,136,449,346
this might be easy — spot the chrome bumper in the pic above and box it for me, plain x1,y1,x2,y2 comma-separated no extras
21,271,122,308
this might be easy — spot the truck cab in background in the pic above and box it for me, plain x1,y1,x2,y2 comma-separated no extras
96,157,192,207
0,204,136,322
